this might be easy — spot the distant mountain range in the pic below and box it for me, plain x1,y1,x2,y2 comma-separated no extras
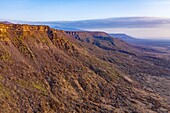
8,17,170,29
2,18,170,47
8,17,170,39
53,17,170,29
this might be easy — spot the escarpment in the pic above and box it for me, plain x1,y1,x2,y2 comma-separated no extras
0,23,169,113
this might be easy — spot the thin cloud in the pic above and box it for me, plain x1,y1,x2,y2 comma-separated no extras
155,0,170,4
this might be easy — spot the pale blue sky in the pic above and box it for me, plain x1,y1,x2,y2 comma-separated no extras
1,0,170,21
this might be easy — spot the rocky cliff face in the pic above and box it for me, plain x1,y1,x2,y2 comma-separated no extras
0,23,49,31
0,23,169,113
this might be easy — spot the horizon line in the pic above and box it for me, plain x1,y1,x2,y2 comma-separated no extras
1,16,170,22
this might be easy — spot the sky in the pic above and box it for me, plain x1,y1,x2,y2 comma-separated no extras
1,0,170,21
1,0,170,39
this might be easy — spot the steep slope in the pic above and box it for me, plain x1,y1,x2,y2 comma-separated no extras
66,31,170,76
0,23,169,113
66,31,170,108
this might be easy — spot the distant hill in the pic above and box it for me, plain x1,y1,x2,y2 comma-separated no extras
110,33,170,47
0,21,13,24
109,34,138,43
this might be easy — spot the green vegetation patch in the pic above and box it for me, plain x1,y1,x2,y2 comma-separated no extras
12,36,34,59
53,37,72,51
0,82,11,99
40,36,50,46
0,45,11,62
32,82,47,93
16,78,47,94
